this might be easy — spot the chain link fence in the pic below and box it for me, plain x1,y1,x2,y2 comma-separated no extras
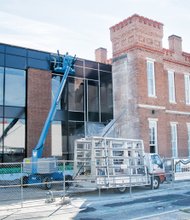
0,157,190,210
0,160,74,210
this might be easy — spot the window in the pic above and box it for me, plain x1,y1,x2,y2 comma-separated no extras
168,70,176,103
52,75,61,110
187,123,190,157
171,123,178,158
52,121,62,156
68,77,84,111
100,71,113,122
184,74,190,104
87,80,99,122
3,118,25,162
5,68,26,107
149,119,157,153
147,59,156,97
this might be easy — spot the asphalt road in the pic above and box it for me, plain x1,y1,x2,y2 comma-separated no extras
1,181,190,219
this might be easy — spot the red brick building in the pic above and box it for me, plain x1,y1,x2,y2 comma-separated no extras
110,14,190,158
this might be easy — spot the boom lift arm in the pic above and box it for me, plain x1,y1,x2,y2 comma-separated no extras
32,52,76,173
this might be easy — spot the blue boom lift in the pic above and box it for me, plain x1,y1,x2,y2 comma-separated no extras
23,52,76,189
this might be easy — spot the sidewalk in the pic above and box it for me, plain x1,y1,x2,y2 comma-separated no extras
0,197,84,220
1,197,190,220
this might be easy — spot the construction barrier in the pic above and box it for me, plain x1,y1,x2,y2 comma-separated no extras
0,158,190,209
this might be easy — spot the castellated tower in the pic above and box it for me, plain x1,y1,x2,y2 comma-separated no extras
110,14,163,58
110,14,164,139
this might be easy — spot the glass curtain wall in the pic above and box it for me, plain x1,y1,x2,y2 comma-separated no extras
0,67,26,162
51,60,113,160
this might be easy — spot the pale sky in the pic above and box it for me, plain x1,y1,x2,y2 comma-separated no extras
0,0,190,60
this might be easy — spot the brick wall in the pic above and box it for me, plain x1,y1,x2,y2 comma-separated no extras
110,14,190,157
27,68,52,157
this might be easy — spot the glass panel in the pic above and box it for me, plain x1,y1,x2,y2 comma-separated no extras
3,118,25,162
151,154,163,169
85,68,98,80
99,63,112,72
74,66,84,78
68,77,84,111
0,118,3,163
74,59,83,67
0,67,4,105
100,71,113,122
62,122,68,160
84,60,98,69
62,121,85,160
52,75,61,110
5,68,26,107
52,121,62,157
68,121,84,160
87,80,99,122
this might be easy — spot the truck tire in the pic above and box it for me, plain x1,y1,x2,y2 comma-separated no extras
65,175,72,187
151,176,160,189
113,187,127,193
42,177,52,190
22,176,28,188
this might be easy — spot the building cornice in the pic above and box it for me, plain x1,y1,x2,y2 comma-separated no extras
138,104,165,110
166,110,190,116
112,44,163,58
138,104,190,116
163,58,190,68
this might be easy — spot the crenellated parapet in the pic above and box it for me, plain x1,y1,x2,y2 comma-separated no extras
163,47,190,67
110,14,163,32
110,14,164,57
182,52,190,62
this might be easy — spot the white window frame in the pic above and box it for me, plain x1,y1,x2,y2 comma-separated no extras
168,70,176,103
170,122,178,158
148,119,158,153
187,123,190,157
147,58,156,97
184,74,190,105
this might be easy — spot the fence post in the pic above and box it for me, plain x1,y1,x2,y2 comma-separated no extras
20,162,24,208
151,171,154,190
172,158,174,188
62,160,66,201
129,162,132,197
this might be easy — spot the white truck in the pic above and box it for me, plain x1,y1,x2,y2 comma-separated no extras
74,136,165,193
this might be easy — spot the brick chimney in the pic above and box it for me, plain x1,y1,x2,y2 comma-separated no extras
168,35,182,54
95,47,107,63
